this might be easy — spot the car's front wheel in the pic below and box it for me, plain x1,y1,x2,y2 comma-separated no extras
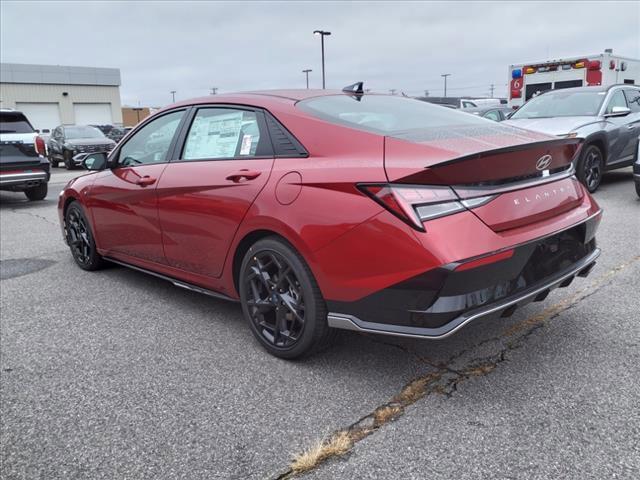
24,183,48,201
63,150,75,170
577,144,604,193
65,202,104,271
239,237,335,359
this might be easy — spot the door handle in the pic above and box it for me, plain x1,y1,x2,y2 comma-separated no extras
136,176,156,187
225,169,261,183
627,125,636,130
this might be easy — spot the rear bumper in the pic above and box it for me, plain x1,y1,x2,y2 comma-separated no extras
327,211,602,339
0,170,49,190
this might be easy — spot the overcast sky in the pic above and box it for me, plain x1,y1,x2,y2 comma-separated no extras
1,1,638,106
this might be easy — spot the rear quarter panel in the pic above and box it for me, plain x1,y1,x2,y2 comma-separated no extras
220,112,389,296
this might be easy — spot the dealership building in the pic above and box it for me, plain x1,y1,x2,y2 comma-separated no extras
0,63,123,131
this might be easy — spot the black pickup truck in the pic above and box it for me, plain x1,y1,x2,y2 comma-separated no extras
0,110,50,201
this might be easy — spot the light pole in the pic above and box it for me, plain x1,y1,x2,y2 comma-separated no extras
302,69,312,89
170,90,176,102
441,74,451,97
313,30,331,89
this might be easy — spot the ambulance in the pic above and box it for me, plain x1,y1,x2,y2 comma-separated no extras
508,49,639,108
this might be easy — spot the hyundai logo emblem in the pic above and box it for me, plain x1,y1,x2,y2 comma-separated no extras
536,154,552,171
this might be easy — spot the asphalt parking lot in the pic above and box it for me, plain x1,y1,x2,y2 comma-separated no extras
1,168,639,480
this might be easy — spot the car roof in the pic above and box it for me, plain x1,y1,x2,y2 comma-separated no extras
172,89,342,106
160,89,380,117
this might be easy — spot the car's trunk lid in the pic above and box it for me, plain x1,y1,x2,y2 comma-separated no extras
383,124,584,232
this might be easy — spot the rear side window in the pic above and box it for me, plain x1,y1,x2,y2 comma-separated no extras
297,95,487,135
182,108,269,160
0,112,34,134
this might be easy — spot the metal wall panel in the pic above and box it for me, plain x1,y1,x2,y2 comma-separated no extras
0,83,123,125
0,63,121,86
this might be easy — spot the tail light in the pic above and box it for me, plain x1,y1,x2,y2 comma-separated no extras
34,136,46,156
358,184,495,232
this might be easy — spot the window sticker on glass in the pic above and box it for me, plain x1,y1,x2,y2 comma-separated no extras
184,110,244,159
240,134,253,155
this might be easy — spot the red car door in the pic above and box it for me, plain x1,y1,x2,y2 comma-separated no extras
89,110,186,263
156,106,274,277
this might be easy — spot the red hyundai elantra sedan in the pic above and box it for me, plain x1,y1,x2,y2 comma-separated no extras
58,87,602,358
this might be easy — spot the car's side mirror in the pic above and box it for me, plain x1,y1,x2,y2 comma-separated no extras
83,153,108,171
604,106,631,117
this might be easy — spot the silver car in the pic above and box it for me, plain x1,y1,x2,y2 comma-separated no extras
504,85,640,192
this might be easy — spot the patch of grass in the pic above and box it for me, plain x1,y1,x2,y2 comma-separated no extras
290,431,353,474
373,404,403,426
394,373,439,405
464,363,496,376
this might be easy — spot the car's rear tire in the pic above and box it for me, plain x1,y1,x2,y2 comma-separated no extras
24,183,48,201
239,237,335,359
636,181,640,199
63,150,75,170
65,202,105,271
577,144,604,193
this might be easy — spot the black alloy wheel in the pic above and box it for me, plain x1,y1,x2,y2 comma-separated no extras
239,237,334,359
65,203,104,270
578,145,604,193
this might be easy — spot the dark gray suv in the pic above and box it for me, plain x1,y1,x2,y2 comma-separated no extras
505,85,640,192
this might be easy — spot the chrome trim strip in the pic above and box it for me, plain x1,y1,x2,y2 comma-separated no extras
0,171,47,185
327,248,600,340
453,164,575,198
633,173,640,179
104,257,238,302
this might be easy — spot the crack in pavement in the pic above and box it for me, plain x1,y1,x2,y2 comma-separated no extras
6,208,59,227
271,255,640,479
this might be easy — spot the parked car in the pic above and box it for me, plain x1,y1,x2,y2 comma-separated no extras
106,126,127,143
0,109,50,201
48,125,116,169
462,106,515,122
470,98,508,107
35,128,52,146
504,85,640,192
59,89,602,359
415,96,478,109
91,124,126,143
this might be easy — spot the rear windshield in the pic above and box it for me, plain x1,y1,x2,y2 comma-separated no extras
297,95,488,135
0,112,34,134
